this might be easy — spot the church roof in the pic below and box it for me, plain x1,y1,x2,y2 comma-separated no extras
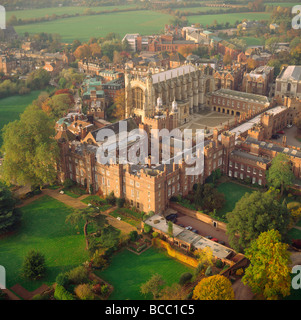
152,65,197,84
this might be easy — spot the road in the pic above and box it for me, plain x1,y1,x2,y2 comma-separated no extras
174,212,231,248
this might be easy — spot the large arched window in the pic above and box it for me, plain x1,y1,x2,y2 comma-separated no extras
132,87,144,110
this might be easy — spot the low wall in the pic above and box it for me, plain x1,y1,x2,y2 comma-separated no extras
169,202,228,233
152,238,198,268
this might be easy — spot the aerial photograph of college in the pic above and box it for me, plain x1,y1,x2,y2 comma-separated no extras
0,0,300,311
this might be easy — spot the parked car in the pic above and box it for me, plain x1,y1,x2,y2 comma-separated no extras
205,235,213,239
277,130,285,134
192,229,198,234
287,124,292,128
218,240,225,245
178,224,184,228
185,226,192,230
166,214,177,221
272,134,280,139
211,238,218,242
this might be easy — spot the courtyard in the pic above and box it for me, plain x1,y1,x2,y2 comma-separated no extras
179,110,235,133
96,247,194,300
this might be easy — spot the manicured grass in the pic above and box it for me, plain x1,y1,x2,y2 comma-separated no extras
110,209,141,227
0,195,89,291
81,195,106,205
239,36,265,46
187,12,271,26
6,4,140,20
0,90,44,146
217,181,255,218
176,6,230,13
14,10,173,43
96,247,193,300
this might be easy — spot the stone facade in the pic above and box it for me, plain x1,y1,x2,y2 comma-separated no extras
125,64,215,124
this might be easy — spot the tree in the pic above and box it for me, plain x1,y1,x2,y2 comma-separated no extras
112,89,126,120
266,153,294,196
168,221,173,238
42,93,74,120
1,104,59,188
194,247,214,267
74,44,92,60
140,274,165,299
242,230,291,300
66,206,107,250
195,183,225,211
0,181,21,235
21,250,46,281
159,283,186,300
226,190,290,252
193,275,235,300
223,53,232,66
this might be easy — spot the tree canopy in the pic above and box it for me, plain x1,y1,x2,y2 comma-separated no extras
226,190,290,252
266,153,295,196
1,104,59,188
193,275,235,300
242,229,291,300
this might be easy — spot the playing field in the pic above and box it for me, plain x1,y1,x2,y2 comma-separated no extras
265,2,300,7
0,196,88,291
0,90,44,146
14,10,173,43
96,247,194,300
187,12,271,26
6,4,140,20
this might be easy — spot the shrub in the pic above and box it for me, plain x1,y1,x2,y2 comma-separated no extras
101,284,109,296
143,223,152,233
32,293,50,300
215,259,224,269
63,178,75,189
205,266,212,277
67,266,89,284
91,251,108,270
236,268,244,276
54,284,75,300
152,231,159,238
106,192,116,205
74,283,96,300
129,230,139,242
136,244,147,253
195,263,205,275
56,272,70,288
179,272,193,286
21,250,46,281
116,197,125,208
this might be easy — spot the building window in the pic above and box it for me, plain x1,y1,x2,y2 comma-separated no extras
132,87,144,110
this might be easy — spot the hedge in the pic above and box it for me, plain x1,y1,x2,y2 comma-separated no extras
54,284,75,300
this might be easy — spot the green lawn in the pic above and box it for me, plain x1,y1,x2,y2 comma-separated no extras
96,247,193,300
0,90,44,146
176,6,230,13
0,195,89,292
239,36,265,46
6,4,140,20
14,10,173,43
187,12,271,26
110,208,141,227
217,181,255,218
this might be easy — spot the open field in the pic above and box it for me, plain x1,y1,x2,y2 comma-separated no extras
0,195,88,292
96,247,193,300
176,6,230,13
0,90,44,146
6,4,140,20
14,10,173,43
265,2,300,7
187,12,271,26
